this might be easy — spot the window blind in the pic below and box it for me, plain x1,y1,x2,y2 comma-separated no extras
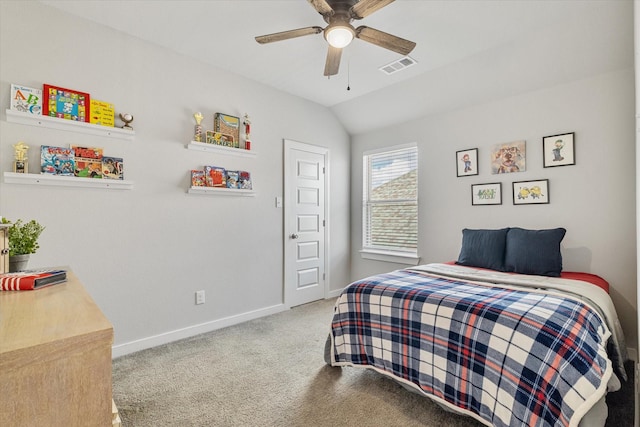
363,145,418,253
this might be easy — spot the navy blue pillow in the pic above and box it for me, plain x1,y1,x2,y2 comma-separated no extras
504,227,566,277
456,228,509,271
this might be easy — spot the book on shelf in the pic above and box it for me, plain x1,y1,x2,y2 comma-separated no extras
191,170,206,187
102,156,124,180
204,165,226,187
72,146,104,178
43,84,90,122
10,84,42,115
205,130,234,147
89,99,115,127
238,171,252,190
41,145,75,176
0,268,67,291
225,170,239,188
213,113,240,148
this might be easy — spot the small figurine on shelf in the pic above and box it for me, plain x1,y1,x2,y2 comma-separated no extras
13,141,29,174
243,113,251,150
194,112,204,142
119,113,134,130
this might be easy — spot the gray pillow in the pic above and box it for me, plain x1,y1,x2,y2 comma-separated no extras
456,228,509,271
504,227,566,277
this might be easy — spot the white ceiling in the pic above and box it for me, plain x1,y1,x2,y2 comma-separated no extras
39,0,633,135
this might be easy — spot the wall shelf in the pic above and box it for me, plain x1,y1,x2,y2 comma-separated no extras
187,186,255,197
4,172,133,190
186,141,256,158
5,109,135,141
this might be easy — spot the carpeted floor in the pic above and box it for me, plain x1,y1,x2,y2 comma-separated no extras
112,298,634,426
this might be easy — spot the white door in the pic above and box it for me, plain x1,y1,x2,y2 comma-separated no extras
284,139,328,307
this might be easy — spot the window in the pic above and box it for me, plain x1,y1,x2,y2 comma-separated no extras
362,144,418,263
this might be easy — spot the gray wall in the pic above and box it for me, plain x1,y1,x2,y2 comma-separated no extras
0,1,351,355
351,69,638,351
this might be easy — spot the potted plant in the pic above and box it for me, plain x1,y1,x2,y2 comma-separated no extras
1,218,45,272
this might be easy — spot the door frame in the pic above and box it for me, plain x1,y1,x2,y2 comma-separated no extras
283,138,330,308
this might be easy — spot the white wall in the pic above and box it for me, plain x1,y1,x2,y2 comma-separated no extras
0,2,351,355
351,69,638,351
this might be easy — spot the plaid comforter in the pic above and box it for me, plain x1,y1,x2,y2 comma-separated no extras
329,267,613,427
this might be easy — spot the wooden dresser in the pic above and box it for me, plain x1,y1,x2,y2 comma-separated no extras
0,270,114,426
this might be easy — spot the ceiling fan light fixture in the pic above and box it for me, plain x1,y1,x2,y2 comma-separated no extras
325,24,355,48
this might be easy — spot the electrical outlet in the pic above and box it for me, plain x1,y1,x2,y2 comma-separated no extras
195,290,205,305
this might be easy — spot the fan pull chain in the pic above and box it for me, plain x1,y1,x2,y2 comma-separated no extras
347,59,351,91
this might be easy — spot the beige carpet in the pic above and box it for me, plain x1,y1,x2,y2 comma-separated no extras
112,297,633,426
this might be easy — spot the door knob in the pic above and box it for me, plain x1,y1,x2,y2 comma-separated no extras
290,233,299,239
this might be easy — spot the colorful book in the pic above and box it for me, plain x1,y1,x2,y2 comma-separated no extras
0,269,66,291
41,146,75,176
205,131,234,147
191,170,206,187
72,146,103,178
102,156,124,180
89,99,115,127
225,170,239,188
10,84,42,115
204,165,226,187
214,113,240,148
238,171,252,190
43,84,90,122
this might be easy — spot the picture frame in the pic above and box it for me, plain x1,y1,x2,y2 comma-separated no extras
512,179,549,205
491,140,526,174
456,148,478,177
471,182,502,205
543,132,575,167
42,84,90,122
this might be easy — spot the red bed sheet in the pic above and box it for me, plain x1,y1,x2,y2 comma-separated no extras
444,261,609,293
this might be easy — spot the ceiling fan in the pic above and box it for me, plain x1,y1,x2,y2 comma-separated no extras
255,0,416,76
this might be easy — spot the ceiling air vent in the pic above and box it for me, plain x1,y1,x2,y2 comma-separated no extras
379,56,417,75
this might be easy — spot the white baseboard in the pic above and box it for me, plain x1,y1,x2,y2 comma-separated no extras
112,303,287,358
328,288,344,298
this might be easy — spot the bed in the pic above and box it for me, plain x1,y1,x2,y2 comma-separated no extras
325,227,628,427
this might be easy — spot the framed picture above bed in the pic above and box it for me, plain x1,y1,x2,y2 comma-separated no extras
491,140,525,174
512,179,549,205
543,132,575,167
471,182,501,205
456,148,478,177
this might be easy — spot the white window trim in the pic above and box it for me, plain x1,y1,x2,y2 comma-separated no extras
363,142,417,157
360,248,421,265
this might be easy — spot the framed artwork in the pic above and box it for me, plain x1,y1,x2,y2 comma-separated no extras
543,132,575,167
491,140,525,174
512,179,549,205
471,182,502,205
42,84,90,122
456,148,478,177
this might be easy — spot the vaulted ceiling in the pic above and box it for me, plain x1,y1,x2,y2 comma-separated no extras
39,0,633,135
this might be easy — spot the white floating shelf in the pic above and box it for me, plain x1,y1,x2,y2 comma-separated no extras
186,141,256,158
4,172,133,190
5,109,135,141
187,186,255,197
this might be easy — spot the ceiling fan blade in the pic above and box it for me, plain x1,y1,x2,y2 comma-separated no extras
324,45,342,76
355,26,416,55
255,26,323,44
308,0,334,16
350,0,395,19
